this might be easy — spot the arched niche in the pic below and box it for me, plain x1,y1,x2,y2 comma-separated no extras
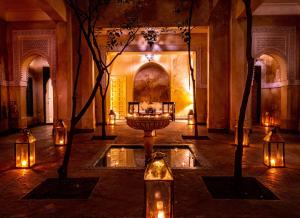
22,55,54,125
255,51,287,83
253,51,288,126
134,62,170,103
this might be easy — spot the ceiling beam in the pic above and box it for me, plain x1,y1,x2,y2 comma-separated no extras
36,0,67,22
236,0,264,18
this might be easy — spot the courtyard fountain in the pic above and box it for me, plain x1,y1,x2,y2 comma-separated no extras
126,113,170,164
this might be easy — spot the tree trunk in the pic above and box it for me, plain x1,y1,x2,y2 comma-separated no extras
187,0,198,137
234,0,253,182
101,95,106,137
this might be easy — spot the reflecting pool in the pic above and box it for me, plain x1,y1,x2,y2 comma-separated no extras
95,145,201,169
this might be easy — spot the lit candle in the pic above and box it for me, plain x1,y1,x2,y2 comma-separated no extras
271,159,276,166
156,201,163,210
21,160,27,167
157,210,165,218
59,139,64,144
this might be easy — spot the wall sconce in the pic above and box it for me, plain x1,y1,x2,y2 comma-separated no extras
109,109,116,125
15,129,36,168
263,128,285,168
144,152,174,218
187,109,194,125
53,119,68,146
234,125,250,147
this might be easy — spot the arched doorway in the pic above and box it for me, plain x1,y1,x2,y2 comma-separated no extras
134,62,170,103
253,53,287,126
25,56,53,125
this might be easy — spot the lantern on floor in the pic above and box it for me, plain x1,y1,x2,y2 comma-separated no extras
234,125,250,147
187,109,194,125
144,152,174,218
263,128,285,168
53,119,68,146
15,129,36,168
109,109,116,125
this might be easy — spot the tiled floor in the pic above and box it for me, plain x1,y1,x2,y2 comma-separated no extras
0,121,300,217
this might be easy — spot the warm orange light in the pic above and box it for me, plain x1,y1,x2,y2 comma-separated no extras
156,201,163,210
271,159,276,167
158,210,165,218
15,129,36,168
53,120,67,146
21,160,28,167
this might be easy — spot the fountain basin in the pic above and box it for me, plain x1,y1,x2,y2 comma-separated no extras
125,115,170,132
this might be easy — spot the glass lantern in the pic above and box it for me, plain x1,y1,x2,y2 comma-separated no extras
15,129,36,168
53,119,68,146
144,152,174,218
263,128,285,168
263,112,271,127
109,109,116,125
234,125,250,147
187,109,194,125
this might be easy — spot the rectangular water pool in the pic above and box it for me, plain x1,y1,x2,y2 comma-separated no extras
95,145,201,169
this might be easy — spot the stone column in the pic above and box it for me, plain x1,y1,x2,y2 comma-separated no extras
55,16,73,127
229,0,252,132
207,0,230,131
74,27,95,131
144,130,154,165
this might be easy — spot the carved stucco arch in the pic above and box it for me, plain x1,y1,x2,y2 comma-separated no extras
255,49,288,83
253,26,296,82
12,29,56,86
21,54,50,82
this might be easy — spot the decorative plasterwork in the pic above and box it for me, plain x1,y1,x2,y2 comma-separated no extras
254,3,300,16
12,29,56,86
253,26,297,82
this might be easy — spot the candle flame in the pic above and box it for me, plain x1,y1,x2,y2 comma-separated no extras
21,160,27,167
271,159,276,166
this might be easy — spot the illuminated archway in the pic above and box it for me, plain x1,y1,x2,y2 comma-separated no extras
253,51,288,126
134,62,170,103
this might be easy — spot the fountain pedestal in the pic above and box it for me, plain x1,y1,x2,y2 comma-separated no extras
126,115,170,164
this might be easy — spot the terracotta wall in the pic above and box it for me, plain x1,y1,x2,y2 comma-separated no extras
0,19,8,132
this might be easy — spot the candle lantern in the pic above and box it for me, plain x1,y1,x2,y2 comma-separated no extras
15,129,36,168
263,112,271,127
109,109,116,125
144,152,174,218
234,125,250,147
53,119,68,146
187,109,194,125
263,128,285,168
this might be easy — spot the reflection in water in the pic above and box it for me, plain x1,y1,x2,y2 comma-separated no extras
98,146,200,168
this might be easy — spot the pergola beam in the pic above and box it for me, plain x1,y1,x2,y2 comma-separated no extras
236,0,264,19
36,0,67,22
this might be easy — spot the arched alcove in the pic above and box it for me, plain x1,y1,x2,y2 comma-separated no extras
134,62,170,103
252,52,288,126
22,56,53,125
